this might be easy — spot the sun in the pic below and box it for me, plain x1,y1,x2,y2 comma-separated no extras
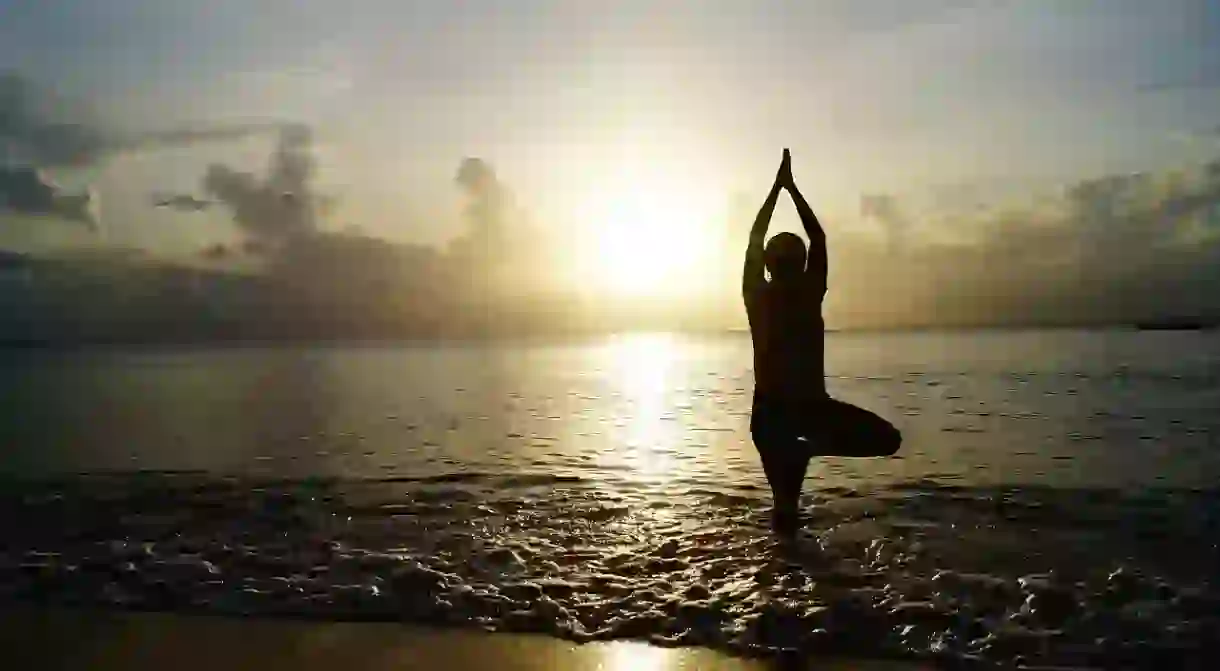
577,172,718,298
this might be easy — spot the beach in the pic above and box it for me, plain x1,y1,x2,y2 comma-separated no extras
3,608,935,670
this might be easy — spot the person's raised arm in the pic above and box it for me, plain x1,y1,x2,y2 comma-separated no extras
784,161,827,290
744,175,783,300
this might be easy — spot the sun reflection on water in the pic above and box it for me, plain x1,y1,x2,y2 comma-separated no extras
600,640,674,671
602,333,685,478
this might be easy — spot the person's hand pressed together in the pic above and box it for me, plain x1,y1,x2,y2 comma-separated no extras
776,148,793,190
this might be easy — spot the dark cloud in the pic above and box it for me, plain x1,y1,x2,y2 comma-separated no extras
453,157,509,253
198,236,274,263
450,157,561,296
201,243,231,261
153,194,212,212
832,158,1220,326
455,157,497,194
1,71,292,168
242,239,269,257
202,124,326,247
0,165,98,231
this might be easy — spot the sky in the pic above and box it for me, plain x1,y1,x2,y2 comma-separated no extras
2,0,1219,264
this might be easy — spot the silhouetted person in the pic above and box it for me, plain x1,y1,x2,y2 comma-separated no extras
744,149,901,535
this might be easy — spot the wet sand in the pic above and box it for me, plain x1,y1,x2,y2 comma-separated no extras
1,608,927,671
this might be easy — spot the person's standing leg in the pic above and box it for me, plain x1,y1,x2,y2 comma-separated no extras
771,447,811,535
751,402,811,535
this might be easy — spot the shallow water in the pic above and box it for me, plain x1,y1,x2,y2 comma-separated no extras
2,330,1219,666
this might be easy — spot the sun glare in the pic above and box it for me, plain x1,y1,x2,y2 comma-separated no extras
576,170,718,298
602,640,672,671
597,333,683,479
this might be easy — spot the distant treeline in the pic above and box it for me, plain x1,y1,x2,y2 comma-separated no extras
1,235,1214,348
0,237,740,345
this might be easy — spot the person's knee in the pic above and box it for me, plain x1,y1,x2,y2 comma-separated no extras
752,438,783,479
881,424,902,456
774,454,809,490
756,446,808,493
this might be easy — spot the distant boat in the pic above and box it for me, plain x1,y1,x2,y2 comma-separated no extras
1135,319,1215,331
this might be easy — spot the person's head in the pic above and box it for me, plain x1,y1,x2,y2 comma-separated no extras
764,232,806,282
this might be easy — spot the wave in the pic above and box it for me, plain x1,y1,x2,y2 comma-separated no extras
2,472,1218,666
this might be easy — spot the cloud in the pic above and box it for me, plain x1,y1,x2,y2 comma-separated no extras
201,243,231,261
860,193,911,252
455,157,496,193
1,71,292,168
153,194,212,212
0,165,98,231
453,156,510,249
450,157,563,296
831,157,1220,326
202,124,326,246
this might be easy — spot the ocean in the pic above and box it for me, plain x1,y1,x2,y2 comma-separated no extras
2,329,1218,666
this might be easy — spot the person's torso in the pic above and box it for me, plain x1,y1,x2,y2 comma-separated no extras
748,280,826,401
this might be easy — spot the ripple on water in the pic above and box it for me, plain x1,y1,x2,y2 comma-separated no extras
1,473,1219,667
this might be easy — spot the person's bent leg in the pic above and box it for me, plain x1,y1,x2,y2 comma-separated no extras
814,398,902,457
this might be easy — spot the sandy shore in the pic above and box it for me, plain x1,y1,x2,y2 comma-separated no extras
0,608,930,670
